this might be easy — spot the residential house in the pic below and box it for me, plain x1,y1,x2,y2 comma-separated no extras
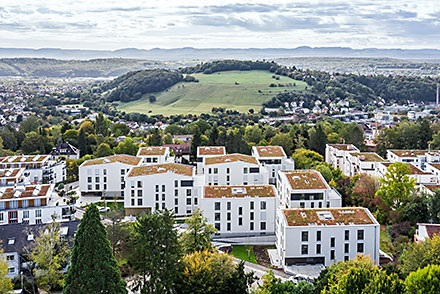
252,146,295,184
277,170,342,209
275,207,380,268
376,162,437,184
137,146,172,165
325,144,360,176
0,169,26,187
50,142,80,160
386,150,440,171
346,152,386,177
79,155,142,198
197,146,226,175
200,185,277,236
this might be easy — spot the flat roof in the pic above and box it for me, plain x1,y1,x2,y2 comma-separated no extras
137,146,168,156
350,152,385,162
254,146,286,158
0,185,51,200
381,162,431,175
328,144,359,151
128,163,193,177
82,155,141,167
388,150,439,157
282,208,375,226
204,185,275,198
1,155,50,163
205,154,258,165
197,146,226,156
281,170,328,190
0,169,22,178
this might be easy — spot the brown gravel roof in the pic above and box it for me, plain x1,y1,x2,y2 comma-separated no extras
205,154,258,165
254,146,286,158
283,208,375,226
137,146,168,156
128,163,194,177
198,146,226,156
282,170,328,190
82,155,141,167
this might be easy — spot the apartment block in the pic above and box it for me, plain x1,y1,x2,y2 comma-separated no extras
376,162,437,184
0,169,26,186
124,163,201,217
325,144,359,175
196,146,226,174
252,146,295,184
346,152,386,177
137,146,172,165
200,185,277,236
275,207,380,268
386,150,440,171
0,185,75,225
79,155,142,198
277,170,342,209
202,154,269,186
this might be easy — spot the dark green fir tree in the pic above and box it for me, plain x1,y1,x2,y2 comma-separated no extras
63,205,127,294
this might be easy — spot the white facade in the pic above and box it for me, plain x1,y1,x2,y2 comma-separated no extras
345,152,385,177
200,185,277,236
137,146,173,165
124,163,201,217
4,252,19,278
325,144,359,176
277,170,342,209
202,154,269,186
376,162,438,185
196,146,226,175
414,223,440,243
276,208,380,268
79,155,142,198
252,146,295,184
386,150,440,171
0,169,26,187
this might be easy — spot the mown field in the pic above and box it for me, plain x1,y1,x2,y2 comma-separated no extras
117,70,307,115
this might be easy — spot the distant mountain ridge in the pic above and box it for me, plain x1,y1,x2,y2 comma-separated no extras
2,46,440,60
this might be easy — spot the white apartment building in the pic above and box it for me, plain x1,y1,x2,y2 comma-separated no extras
275,207,380,268
376,162,437,184
325,144,360,175
0,169,26,186
196,146,226,174
137,146,173,165
124,163,201,217
346,152,386,177
200,185,277,237
414,223,440,243
202,154,269,186
424,163,440,183
0,184,75,225
387,150,440,171
79,155,142,198
252,146,295,184
0,155,66,184
277,170,342,209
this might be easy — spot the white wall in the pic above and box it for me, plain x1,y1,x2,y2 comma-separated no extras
203,161,269,186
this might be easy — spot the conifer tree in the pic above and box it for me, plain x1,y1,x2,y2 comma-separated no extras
63,205,127,294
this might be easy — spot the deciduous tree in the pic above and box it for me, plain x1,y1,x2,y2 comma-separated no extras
180,209,217,254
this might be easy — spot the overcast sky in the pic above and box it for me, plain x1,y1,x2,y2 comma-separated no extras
0,0,439,50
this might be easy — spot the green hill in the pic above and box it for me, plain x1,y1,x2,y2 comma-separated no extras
117,70,307,115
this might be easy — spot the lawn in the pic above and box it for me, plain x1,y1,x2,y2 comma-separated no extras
230,245,258,264
117,70,307,115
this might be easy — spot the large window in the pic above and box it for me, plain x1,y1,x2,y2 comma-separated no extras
345,230,350,241
301,245,308,255
291,193,324,201
301,231,309,242
214,202,221,210
181,180,194,187
317,231,321,242
357,243,364,253
357,230,364,240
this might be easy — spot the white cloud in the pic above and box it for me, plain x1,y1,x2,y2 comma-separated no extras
0,0,439,49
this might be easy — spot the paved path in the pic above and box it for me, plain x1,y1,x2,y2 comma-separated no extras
232,257,291,282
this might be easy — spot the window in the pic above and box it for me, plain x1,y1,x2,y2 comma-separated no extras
194,198,198,205
357,230,364,240
0,213,3,223
226,168,230,173
187,198,191,205
103,169,107,175
87,177,92,183
300,202,305,208
175,207,179,214
103,177,107,183
87,169,92,175
344,243,349,254
95,184,100,190
238,207,243,215
316,244,321,254
155,185,159,192
238,218,243,226
137,199,143,206
181,180,194,187
260,222,266,230
35,209,41,218
301,245,308,255
344,256,349,261
227,223,231,231
22,200,29,208
162,203,165,209
357,243,364,253
227,202,231,210
330,250,335,260
215,202,221,210
8,268,15,274
156,194,159,201
317,231,321,242
330,237,335,247
35,199,41,207
131,190,135,197
214,168,218,174
7,255,14,261
162,194,165,201
121,169,125,175
95,177,100,183
0,202,4,210
155,203,159,210
215,213,220,221
36,219,42,224
345,230,350,241
162,185,165,192
175,180,178,187
215,223,221,231
250,212,254,220
227,212,231,221
250,201,254,210
137,181,142,188
186,189,191,196
10,200,18,209
138,190,143,197
250,222,254,231
260,201,266,210
175,199,178,205
249,167,259,173
243,167,248,174
23,211,29,219
302,231,308,242
88,184,92,190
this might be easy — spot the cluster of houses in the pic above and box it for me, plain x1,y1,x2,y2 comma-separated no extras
78,145,380,273
0,145,80,278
